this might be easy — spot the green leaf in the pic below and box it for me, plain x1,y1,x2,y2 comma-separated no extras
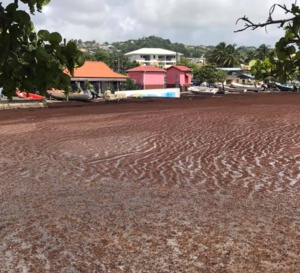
22,78,34,90
26,22,35,32
75,52,85,67
29,32,37,44
295,51,300,60
285,31,295,41
66,41,78,52
60,73,71,88
23,52,34,63
277,50,287,61
9,25,25,39
287,45,296,55
13,10,31,25
36,46,48,61
5,3,17,15
38,29,50,41
49,32,62,45
268,53,276,64
8,58,19,70
37,0,51,6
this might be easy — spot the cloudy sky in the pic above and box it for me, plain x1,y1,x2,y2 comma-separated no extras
2,0,296,47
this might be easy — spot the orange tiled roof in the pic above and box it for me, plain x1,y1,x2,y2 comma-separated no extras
72,61,127,79
127,66,165,72
167,65,191,72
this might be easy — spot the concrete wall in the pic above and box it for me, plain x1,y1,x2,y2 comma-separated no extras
0,101,46,110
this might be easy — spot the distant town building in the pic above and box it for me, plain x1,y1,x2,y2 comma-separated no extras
186,56,206,66
217,66,252,85
99,44,115,51
124,48,183,68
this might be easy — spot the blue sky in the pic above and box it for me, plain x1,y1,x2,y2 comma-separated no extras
1,0,295,47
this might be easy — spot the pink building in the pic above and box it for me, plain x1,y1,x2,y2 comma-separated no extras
165,66,191,91
126,66,166,90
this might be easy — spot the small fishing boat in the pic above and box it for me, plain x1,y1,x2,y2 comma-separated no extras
47,89,92,101
224,85,246,93
274,82,294,91
16,91,45,100
68,92,92,102
230,82,262,92
188,86,219,95
47,89,67,100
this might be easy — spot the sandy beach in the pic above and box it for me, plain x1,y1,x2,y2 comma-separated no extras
0,92,300,272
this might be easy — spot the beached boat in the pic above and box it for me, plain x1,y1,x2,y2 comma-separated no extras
16,91,45,100
68,92,92,102
47,89,67,100
224,83,252,93
274,82,294,91
223,85,244,94
188,86,219,95
230,82,262,92
47,89,92,101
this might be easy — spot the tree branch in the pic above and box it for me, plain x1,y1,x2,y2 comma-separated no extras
235,3,296,33
235,17,294,33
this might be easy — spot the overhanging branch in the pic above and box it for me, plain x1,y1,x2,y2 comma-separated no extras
235,17,294,33
235,3,297,33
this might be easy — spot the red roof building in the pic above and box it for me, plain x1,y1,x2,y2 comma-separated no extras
71,61,128,92
165,65,191,91
127,66,166,90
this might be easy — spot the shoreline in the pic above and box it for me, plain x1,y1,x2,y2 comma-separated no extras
0,91,299,112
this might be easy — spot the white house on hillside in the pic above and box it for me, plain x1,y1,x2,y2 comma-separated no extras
124,48,183,68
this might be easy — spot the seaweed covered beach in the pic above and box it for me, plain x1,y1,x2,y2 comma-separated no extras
0,92,300,272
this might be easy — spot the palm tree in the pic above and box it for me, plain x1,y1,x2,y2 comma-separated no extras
207,42,227,65
241,48,257,64
222,44,242,67
255,44,271,60
207,42,242,67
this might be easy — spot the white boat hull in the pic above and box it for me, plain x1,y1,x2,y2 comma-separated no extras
230,83,262,92
188,86,219,95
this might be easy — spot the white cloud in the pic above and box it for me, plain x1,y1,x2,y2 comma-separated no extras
0,0,295,46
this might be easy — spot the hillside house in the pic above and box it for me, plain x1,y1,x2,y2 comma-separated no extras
124,48,183,68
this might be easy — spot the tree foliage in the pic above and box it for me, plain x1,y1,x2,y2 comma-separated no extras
83,50,139,74
235,2,300,82
249,58,276,81
193,65,219,85
216,69,228,90
92,50,110,64
0,0,84,99
121,78,138,90
176,57,198,72
112,35,191,56
77,36,277,72
206,42,242,67
109,53,138,74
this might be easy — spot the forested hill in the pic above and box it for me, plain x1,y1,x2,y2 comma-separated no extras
111,35,214,58
77,35,264,60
